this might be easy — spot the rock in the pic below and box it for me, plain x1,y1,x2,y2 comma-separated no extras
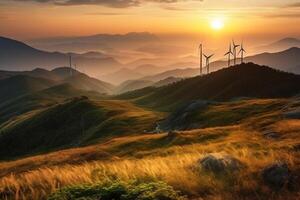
160,100,214,131
284,110,300,119
263,131,280,139
262,162,291,190
199,154,243,173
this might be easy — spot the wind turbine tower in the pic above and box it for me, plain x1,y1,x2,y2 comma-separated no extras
224,43,233,67
232,40,240,65
199,44,203,76
69,54,73,77
203,53,214,74
239,42,246,64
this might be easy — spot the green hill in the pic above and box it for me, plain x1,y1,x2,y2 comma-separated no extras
63,73,115,94
0,83,103,124
0,97,161,160
120,63,300,111
0,75,56,103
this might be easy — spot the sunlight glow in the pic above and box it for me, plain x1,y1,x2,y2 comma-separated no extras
211,19,224,30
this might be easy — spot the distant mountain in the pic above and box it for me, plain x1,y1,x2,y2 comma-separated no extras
244,47,300,73
115,80,154,94
100,68,144,84
134,64,166,76
257,37,300,53
0,68,62,81
141,68,198,82
121,63,300,110
0,67,116,103
136,44,190,56
29,32,159,53
153,77,182,87
210,47,300,74
115,76,182,94
0,36,122,75
0,75,56,103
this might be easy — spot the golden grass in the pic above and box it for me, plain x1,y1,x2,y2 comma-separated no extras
0,99,300,200
0,122,299,199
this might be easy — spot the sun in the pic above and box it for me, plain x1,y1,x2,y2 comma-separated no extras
210,19,224,30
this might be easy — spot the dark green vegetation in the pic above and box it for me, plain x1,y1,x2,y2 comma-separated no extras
0,84,104,125
120,63,300,111
0,75,56,102
48,180,186,200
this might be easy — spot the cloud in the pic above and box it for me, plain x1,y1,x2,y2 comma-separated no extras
85,12,132,15
12,0,203,8
55,0,139,7
263,13,300,18
161,5,195,11
284,2,300,8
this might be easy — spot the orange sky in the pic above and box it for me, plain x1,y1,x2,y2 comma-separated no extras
0,0,299,40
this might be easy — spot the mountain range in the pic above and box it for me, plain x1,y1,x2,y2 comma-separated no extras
256,37,300,53
0,67,114,105
29,32,159,53
0,37,122,76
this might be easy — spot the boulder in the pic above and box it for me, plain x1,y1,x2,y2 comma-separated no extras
199,154,243,173
262,162,291,190
263,131,280,139
160,100,213,131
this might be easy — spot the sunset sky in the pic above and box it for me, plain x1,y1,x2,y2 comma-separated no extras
0,0,299,41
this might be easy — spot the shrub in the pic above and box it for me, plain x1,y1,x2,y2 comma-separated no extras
47,180,186,200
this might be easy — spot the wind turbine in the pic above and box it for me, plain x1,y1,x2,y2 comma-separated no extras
239,42,246,64
224,43,233,67
232,39,240,65
203,53,214,74
199,44,203,76
69,53,73,77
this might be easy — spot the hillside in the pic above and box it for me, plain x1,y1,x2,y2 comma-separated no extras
0,67,115,96
0,37,122,75
0,97,162,160
0,83,103,124
100,68,144,85
0,75,56,103
0,97,299,199
121,63,300,110
0,68,62,81
115,79,154,94
141,68,198,82
62,73,115,94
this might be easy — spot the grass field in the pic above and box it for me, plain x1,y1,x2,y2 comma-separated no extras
0,98,299,199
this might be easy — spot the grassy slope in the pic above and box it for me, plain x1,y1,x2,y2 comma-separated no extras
0,83,104,125
0,75,56,103
162,99,286,130
0,98,299,199
0,97,162,160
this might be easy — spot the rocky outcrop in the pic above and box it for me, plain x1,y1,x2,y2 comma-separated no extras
198,154,243,174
